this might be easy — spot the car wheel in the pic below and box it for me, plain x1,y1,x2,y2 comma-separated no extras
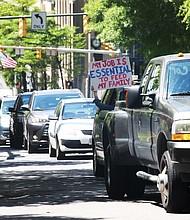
23,136,27,150
49,142,56,157
14,137,23,149
9,131,15,148
105,146,126,199
159,151,188,213
125,166,145,199
56,138,65,160
27,132,36,154
93,146,104,177
0,140,6,145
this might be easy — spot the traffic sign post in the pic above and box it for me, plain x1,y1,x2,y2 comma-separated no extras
31,12,47,30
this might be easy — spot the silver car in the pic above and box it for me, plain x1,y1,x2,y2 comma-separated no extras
0,96,17,145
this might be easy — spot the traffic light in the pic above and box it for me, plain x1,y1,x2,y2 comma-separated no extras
102,43,115,57
36,49,42,59
102,43,111,50
19,18,26,38
0,46,4,52
83,15,90,34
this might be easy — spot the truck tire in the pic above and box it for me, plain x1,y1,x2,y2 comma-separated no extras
93,146,104,177
23,136,27,150
9,131,15,148
125,166,145,199
14,137,23,149
105,147,126,199
159,151,188,213
49,142,56,157
56,138,65,160
27,133,36,153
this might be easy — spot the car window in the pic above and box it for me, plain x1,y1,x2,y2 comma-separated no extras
62,102,96,119
2,100,15,114
15,94,31,111
32,93,82,111
102,89,117,106
165,60,190,97
146,64,161,94
141,63,154,94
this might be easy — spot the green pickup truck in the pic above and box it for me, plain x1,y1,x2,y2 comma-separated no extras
92,53,190,213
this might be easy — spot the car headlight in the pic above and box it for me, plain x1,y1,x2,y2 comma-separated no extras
31,116,48,123
172,120,190,140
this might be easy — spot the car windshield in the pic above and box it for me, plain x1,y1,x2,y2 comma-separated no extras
166,60,190,97
2,100,15,114
32,93,82,111
62,102,97,119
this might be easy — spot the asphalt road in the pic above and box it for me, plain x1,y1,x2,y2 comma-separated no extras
0,145,190,220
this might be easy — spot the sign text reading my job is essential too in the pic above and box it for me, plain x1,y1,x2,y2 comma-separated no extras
89,56,132,91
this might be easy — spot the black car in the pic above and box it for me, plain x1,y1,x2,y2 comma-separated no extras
22,89,84,153
9,92,32,149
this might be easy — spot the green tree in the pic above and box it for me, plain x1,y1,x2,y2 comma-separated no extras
0,0,85,90
84,0,190,62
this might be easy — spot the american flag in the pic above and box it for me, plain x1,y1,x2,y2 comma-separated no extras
0,51,17,68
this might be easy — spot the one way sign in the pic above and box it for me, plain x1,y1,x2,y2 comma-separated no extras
31,12,47,30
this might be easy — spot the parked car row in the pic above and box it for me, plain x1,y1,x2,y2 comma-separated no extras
0,95,17,145
7,88,97,159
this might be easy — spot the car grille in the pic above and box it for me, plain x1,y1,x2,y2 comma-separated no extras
81,130,92,135
41,124,49,140
62,140,91,149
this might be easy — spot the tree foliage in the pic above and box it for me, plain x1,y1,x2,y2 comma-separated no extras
0,0,85,90
84,0,190,61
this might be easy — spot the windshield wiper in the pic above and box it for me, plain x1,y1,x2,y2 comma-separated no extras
170,91,190,96
33,108,44,111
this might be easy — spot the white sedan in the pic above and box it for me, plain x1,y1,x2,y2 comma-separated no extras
48,98,97,159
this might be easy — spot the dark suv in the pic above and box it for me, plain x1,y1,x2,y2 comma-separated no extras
9,92,32,149
22,89,84,153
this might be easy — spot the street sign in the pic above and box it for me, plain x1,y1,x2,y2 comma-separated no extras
31,12,46,30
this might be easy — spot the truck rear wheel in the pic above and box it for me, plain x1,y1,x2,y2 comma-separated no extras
159,151,188,213
105,147,126,199
93,146,104,177
56,138,65,160
49,142,56,157
125,167,145,199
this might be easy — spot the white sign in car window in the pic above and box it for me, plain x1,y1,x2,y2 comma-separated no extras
89,56,132,91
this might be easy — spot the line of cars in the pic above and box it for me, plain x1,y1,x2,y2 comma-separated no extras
7,88,97,159
0,95,17,145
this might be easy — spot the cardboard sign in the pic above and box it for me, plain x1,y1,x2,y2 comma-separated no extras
89,56,132,90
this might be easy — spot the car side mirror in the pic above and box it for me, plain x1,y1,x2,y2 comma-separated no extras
8,107,14,113
98,110,109,120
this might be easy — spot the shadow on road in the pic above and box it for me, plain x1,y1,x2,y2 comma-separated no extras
0,147,190,219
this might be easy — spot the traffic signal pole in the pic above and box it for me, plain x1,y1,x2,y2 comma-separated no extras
0,45,121,55
0,13,87,20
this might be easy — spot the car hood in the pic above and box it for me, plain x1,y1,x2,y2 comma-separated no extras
168,97,190,120
61,118,94,127
31,110,54,120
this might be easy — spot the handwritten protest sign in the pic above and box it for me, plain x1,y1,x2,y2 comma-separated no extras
89,56,132,91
